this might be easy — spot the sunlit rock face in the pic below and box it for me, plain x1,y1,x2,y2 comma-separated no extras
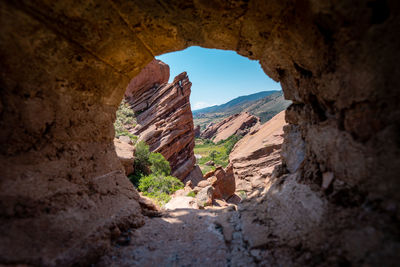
200,112,259,143
0,0,399,265
230,111,286,194
125,59,199,181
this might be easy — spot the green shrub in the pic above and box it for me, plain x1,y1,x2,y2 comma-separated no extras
238,190,247,200
210,150,219,162
204,139,214,145
187,191,196,197
149,152,171,176
142,191,171,207
127,140,184,206
134,141,151,175
224,134,242,154
138,174,183,195
114,100,136,138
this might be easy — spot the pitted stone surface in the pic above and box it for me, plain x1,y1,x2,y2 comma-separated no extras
1,0,399,266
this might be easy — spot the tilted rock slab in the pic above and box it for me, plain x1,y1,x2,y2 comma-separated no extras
200,112,259,143
230,111,287,194
126,59,200,181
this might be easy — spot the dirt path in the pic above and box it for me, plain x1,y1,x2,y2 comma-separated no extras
97,207,256,267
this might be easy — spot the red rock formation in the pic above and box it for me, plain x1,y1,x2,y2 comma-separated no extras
200,112,259,143
114,138,135,175
194,125,201,138
125,59,170,104
194,166,236,201
230,111,287,194
1,1,399,266
126,59,201,182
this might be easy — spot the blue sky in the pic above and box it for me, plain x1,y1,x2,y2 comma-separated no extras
156,46,281,110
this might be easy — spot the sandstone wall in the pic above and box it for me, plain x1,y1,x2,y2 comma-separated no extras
230,111,286,194
200,112,259,142
0,0,399,265
126,59,199,181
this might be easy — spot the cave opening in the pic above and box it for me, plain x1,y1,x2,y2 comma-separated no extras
1,0,399,266
113,46,291,208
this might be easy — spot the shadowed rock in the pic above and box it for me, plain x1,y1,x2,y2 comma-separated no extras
0,1,399,265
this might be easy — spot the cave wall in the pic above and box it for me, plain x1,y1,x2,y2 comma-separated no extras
0,0,399,265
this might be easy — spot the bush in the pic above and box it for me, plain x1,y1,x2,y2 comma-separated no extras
130,141,182,206
142,191,171,206
114,100,136,138
138,174,183,195
224,134,242,154
149,152,171,176
187,191,196,197
204,139,214,145
238,190,247,200
134,141,151,175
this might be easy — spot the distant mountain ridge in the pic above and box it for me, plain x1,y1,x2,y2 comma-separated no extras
192,90,279,114
193,90,291,130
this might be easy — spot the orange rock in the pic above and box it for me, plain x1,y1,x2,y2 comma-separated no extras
200,112,259,143
197,180,211,188
126,59,199,181
230,111,287,193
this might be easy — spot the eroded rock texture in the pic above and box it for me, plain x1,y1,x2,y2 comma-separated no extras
230,111,286,194
126,59,199,181
200,112,259,142
114,138,135,176
1,0,399,266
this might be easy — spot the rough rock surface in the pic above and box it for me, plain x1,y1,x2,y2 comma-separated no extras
124,59,170,103
183,165,204,186
196,185,214,208
164,196,199,210
206,166,236,200
194,125,201,138
113,138,135,175
98,208,256,267
200,112,259,142
127,59,200,181
1,1,399,266
230,111,286,194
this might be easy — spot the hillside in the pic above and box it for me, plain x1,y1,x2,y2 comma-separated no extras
192,91,278,115
193,90,290,129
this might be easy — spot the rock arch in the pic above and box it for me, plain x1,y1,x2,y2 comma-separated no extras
0,0,399,265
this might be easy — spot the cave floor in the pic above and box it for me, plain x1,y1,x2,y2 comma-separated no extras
97,207,256,267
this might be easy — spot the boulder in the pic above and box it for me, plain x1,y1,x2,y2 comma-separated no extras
214,164,236,200
114,138,135,175
210,166,236,200
118,135,132,144
195,186,214,208
183,165,204,186
197,180,211,188
164,196,199,210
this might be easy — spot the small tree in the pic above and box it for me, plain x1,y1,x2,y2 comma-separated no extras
134,141,151,175
210,150,218,162
149,152,171,176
